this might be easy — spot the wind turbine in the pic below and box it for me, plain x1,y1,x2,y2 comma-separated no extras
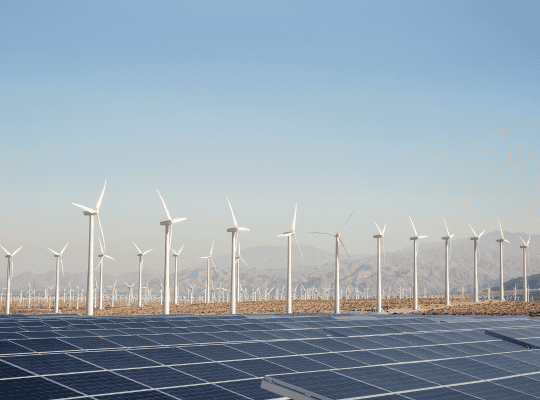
373,221,386,313
442,219,454,306
519,235,532,302
0,245,22,315
125,282,135,306
496,220,510,301
278,203,304,314
409,216,428,311
156,190,187,315
310,210,355,314
199,241,216,303
45,243,68,313
468,223,485,302
226,197,249,315
171,245,184,305
133,242,152,307
72,180,107,316
97,237,115,311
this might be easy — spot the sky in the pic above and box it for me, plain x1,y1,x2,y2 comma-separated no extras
0,0,538,275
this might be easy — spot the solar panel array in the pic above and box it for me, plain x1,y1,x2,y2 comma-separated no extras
0,313,539,400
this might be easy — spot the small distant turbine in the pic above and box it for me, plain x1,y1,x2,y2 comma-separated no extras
496,220,510,301
373,221,386,313
156,190,187,315
226,197,249,315
310,210,355,314
199,242,216,303
171,245,184,305
442,219,454,306
97,236,115,311
72,180,107,316
45,243,68,314
409,216,428,311
468,223,486,302
0,244,22,315
519,235,532,302
133,242,153,307
235,241,250,302
278,203,304,314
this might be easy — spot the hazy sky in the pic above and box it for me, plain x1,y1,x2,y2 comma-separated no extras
1,0,538,275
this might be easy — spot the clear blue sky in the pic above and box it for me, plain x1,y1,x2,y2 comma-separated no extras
0,0,538,274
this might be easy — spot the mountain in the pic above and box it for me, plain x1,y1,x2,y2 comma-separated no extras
1,232,536,298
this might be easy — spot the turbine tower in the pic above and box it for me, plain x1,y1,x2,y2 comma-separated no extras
226,197,249,315
157,190,187,315
373,221,386,313
278,203,304,314
199,242,216,303
97,237,115,311
409,216,427,311
45,243,68,314
72,180,107,316
0,245,22,315
235,242,250,303
519,235,531,302
468,223,486,302
496,221,510,301
171,245,184,305
310,210,355,314
133,242,152,307
442,219,454,306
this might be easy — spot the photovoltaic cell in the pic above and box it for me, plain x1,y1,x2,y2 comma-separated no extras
389,361,478,385
96,390,177,399
266,355,330,372
454,381,539,400
402,387,478,400
61,336,121,350
4,353,102,375
116,366,204,388
0,359,34,378
50,371,147,395
224,359,293,377
433,358,512,379
132,347,211,365
73,350,160,369
164,383,246,399
173,362,254,382
337,365,436,392
184,345,254,361
228,342,294,358
306,352,367,368
0,376,81,399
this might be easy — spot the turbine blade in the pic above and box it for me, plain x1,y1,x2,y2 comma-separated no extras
11,246,22,256
520,236,527,246
96,214,106,253
309,232,334,235
382,222,386,235
133,242,142,254
211,258,218,271
72,203,97,214
418,235,428,239
450,234,455,239
156,190,172,221
171,249,178,255
238,227,250,231
105,255,115,261
527,236,531,246
374,221,382,235
478,229,485,238
60,258,65,277
339,237,352,262
98,235,104,255
0,244,10,256
61,242,69,255
443,218,450,237
409,215,418,237
172,217,186,224
210,241,214,257
46,247,60,256
226,197,238,228
96,180,107,211
498,220,505,240
240,257,250,269
339,210,355,234
468,223,477,237
294,235,305,263
143,249,153,255
292,203,297,232
179,244,184,254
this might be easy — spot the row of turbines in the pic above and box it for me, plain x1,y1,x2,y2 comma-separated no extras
1,181,534,315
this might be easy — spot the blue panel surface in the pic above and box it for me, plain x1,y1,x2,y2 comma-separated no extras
116,366,204,388
50,371,147,395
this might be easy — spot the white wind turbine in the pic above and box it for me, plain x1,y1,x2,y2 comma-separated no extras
45,243,68,313
125,282,135,306
97,237,115,311
72,180,107,316
373,222,386,313
468,223,486,302
310,210,355,314
226,197,249,315
171,245,184,305
519,235,532,302
235,242,250,303
0,245,22,315
496,220,510,301
156,190,187,315
278,203,304,314
409,216,428,311
133,242,153,307
199,241,216,303
442,219,454,306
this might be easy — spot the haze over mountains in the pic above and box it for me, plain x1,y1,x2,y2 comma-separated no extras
1,231,537,299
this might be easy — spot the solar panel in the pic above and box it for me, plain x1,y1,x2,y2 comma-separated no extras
224,359,293,376
163,383,246,399
73,349,160,369
116,366,205,388
5,353,102,375
265,355,329,372
0,376,81,399
172,362,254,382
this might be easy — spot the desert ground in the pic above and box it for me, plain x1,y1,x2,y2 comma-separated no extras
3,297,540,317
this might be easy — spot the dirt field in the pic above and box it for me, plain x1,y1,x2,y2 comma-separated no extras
3,297,540,316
